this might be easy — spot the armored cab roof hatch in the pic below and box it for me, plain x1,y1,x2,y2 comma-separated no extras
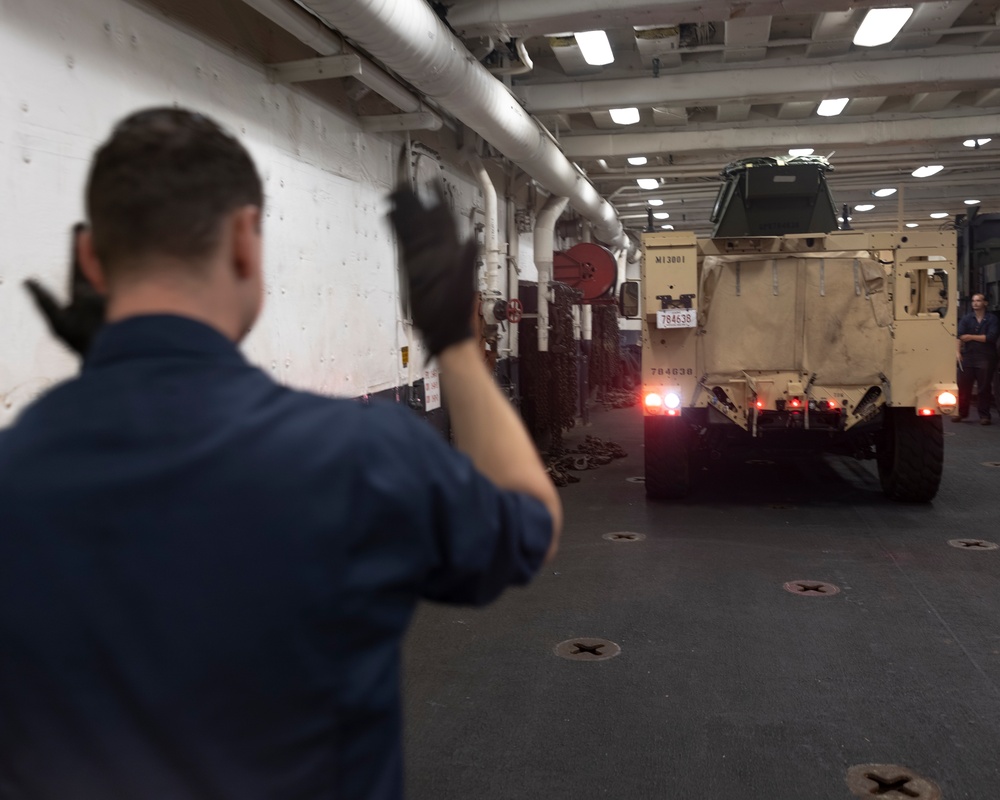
710,155,839,238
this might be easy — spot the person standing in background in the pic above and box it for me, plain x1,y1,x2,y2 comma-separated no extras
954,292,999,425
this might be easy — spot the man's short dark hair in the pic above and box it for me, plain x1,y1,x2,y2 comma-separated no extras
86,108,264,271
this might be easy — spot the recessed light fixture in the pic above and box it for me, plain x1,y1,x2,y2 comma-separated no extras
653,212,670,219
637,178,659,190
855,204,875,211
627,156,648,166
609,107,640,125
788,148,814,157
929,212,949,219
905,223,919,228
575,30,614,66
853,7,914,47
660,224,674,230
647,198,664,206
873,188,897,198
912,165,944,178
963,138,992,148
965,199,981,205
817,98,849,117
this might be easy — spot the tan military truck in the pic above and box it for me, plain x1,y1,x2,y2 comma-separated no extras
620,157,958,502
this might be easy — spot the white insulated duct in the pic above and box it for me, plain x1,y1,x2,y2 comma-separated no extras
517,52,1000,115
505,196,520,358
581,305,593,343
560,113,1000,159
296,0,627,251
243,0,441,126
468,155,501,295
535,196,570,353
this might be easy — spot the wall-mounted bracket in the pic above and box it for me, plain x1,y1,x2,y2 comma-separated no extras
361,112,442,132
269,54,362,83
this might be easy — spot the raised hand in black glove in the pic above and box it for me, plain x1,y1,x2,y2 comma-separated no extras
388,184,479,358
24,223,107,358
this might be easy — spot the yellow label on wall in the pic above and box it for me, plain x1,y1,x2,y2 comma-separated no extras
401,346,409,367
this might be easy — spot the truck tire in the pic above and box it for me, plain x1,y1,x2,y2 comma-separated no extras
644,416,691,500
876,408,944,502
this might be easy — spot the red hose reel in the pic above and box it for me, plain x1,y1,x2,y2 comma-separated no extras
552,242,617,302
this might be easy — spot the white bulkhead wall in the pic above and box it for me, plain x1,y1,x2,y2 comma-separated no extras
0,0,499,427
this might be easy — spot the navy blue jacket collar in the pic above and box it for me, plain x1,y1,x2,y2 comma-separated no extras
84,314,247,370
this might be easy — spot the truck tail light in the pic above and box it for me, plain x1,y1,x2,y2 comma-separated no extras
644,393,663,409
919,408,936,416
790,398,801,408
937,391,957,407
664,392,681,409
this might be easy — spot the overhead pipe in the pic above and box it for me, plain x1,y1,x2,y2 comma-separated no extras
488,39,534,77
535,196,570,353
241,0,442,128
296,0,627,251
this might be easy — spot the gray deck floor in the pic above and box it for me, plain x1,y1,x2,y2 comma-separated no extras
403,405,1000,800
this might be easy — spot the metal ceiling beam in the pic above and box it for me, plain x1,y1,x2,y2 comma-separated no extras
444,0,895,40
558,114,1000,158
891,0,975,51
242,0,441,124
516,51,1000,114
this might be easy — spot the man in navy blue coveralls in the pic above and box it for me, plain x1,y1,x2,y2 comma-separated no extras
0,109,562,799
953,292,999,425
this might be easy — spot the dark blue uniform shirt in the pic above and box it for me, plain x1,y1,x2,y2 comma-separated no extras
956,310,999,361
0,315,552,800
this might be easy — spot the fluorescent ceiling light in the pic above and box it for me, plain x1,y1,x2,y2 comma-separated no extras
653,212,670,219
648,198,664,206
855,204,875,211
929,212,949,219
853,7,913,47
963,137,992,148
660,224,674,230
610,107,640,125
965,199,981,205
627,156,648,166
575,30,614,66
905,223,919,228
788,148,814,157
817,98,849,117
912,165,943,178
873,188,897,197
637,178,659,190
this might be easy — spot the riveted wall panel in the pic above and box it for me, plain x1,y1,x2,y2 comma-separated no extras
0,0,485,427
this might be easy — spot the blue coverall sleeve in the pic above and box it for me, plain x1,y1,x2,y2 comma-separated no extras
986,314,999,347
355,404,553,607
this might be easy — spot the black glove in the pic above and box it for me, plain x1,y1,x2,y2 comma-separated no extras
388,184,478,357
24,223,106,358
